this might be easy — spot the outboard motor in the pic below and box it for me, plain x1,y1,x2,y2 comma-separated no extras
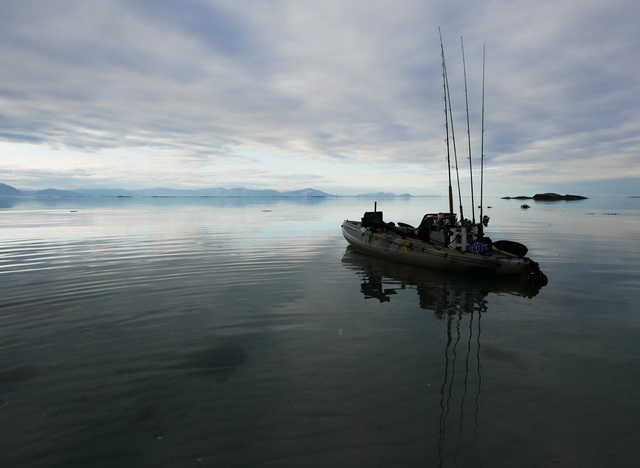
361,211,384,229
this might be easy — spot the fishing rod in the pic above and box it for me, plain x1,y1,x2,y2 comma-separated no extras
446,59,464,222
439,28,454,217
461,37,476,224
440,30,464,220
480,44,486,231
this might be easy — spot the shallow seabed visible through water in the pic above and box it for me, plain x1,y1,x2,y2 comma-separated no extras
1,195,639,467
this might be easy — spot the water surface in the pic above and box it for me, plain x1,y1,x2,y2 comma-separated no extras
1,195,639,467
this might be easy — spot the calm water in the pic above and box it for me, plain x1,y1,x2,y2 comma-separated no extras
1,195,639,467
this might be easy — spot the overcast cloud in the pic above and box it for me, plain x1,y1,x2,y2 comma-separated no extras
1,0,639,195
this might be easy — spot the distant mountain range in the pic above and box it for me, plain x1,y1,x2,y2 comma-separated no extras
356,192,412,198
0,183,413,198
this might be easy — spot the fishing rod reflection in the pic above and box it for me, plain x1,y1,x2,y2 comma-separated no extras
341,246,544,466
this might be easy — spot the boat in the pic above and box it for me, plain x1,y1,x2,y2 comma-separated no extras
341,209,547,285
341,35,548,286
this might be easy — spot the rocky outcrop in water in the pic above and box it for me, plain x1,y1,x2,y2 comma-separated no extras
502,193,587,201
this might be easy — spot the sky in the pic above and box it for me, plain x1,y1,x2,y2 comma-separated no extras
1,0,639,196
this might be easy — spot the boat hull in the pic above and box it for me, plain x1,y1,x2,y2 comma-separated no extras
341,220,539,278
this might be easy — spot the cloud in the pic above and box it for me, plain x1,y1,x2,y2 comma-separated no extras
1,0,639,195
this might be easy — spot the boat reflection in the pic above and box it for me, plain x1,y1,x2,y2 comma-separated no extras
341,247,545,466
342,246,544,309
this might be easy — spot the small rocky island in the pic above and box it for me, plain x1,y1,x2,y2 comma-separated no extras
502,192,588,201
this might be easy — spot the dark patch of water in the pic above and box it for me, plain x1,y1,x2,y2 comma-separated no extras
167,346,248,383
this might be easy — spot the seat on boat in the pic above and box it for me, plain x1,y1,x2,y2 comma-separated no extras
417,220,448,246
416,213,459,246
